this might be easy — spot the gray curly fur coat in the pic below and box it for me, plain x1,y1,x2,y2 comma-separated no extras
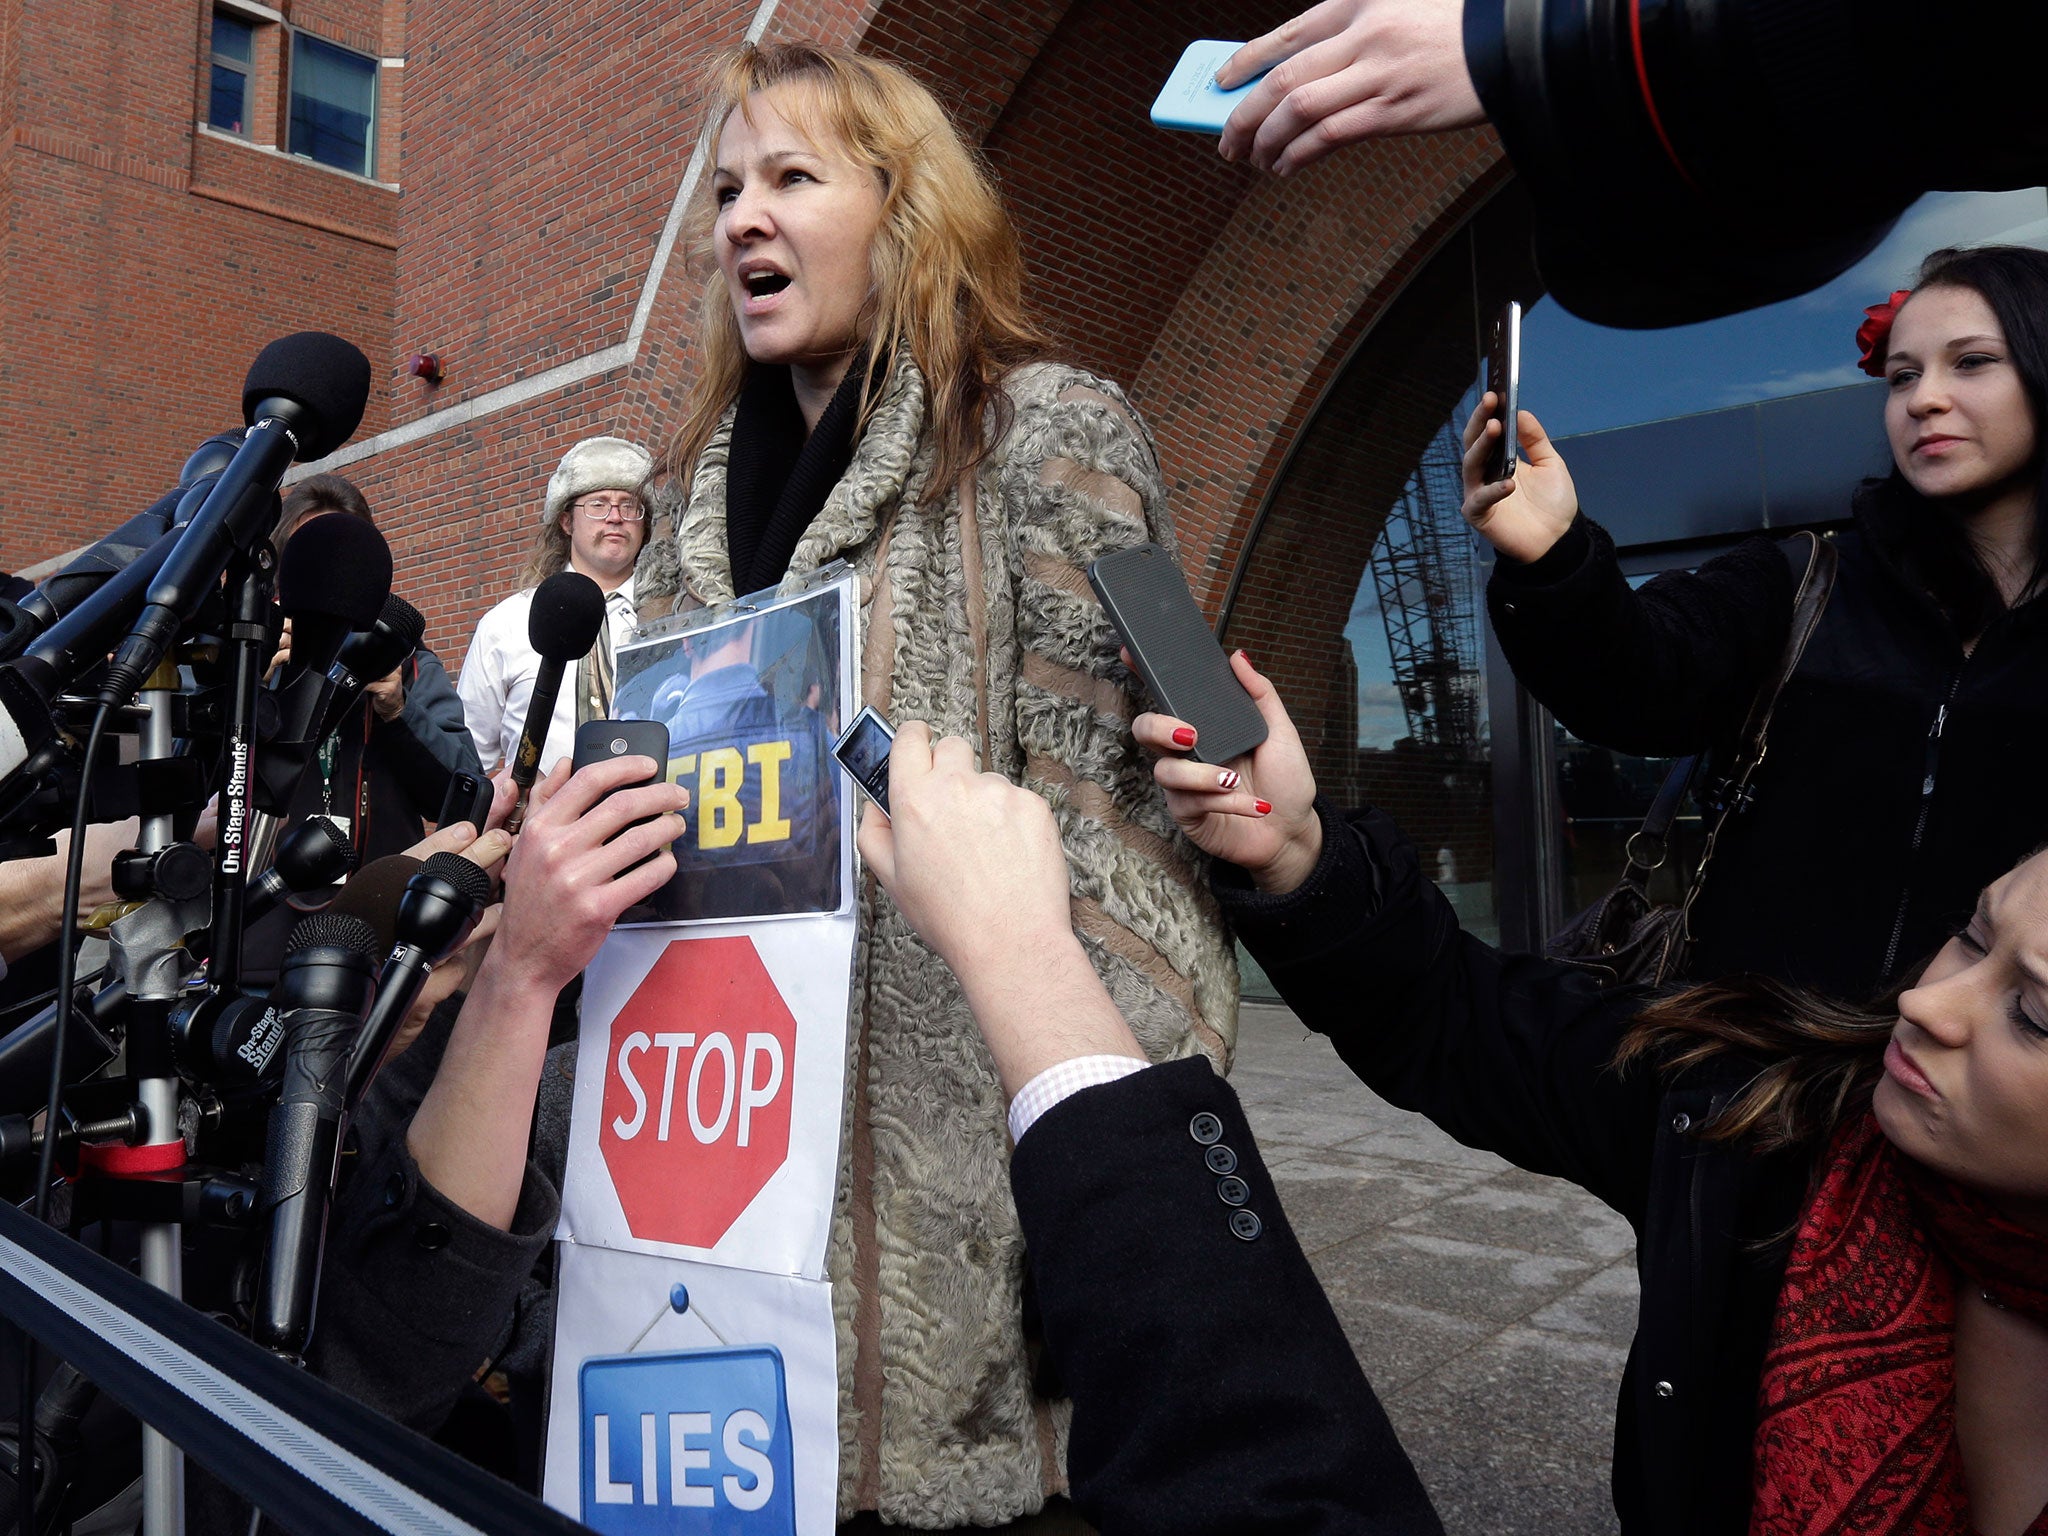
635,352,1239,1526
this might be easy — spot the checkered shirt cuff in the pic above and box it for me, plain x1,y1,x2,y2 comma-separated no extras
1008,1055,1151,1145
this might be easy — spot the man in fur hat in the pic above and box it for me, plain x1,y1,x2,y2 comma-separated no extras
458,435,652,774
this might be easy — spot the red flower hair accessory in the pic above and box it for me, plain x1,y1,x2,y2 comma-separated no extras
1857,289,1914,377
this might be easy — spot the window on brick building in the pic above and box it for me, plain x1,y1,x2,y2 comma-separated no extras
288,33,378,178
208,11,256,137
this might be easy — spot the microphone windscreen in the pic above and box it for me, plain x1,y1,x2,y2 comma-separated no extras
284,911,382,963
528,570,607,662
271,815,359,892
333,595,424,691
419,850,493,912
326,854,423,954
376,594,427,652
277,515,393,633
241,332,372,461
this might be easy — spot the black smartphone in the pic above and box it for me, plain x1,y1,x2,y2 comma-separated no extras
571,719,672,872
831,705,895,814
1087,543,1266,765
436,770,494,832
1484,299,1523,483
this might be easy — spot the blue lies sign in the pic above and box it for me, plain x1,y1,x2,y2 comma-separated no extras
579,1347,796,1533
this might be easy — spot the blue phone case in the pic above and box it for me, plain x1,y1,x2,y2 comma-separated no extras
1150,39,1260,135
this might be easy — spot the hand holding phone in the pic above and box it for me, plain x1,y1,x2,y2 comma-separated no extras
832,706,895,814
570,719,673,875
1088,544,1266,765
1483,300,1523,484
1151,40,1264,135
436,770,494,833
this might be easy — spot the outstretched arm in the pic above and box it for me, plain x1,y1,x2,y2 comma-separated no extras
858,724,1440,1536
407,754,687,1228
1217,0,1481,174
1456,396,1795,755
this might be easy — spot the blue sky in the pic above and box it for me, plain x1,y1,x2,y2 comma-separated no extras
1521,188,2048,439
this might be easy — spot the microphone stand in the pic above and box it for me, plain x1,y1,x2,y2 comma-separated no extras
103,661,201,1536
206,548,274,999
89,549,273,1536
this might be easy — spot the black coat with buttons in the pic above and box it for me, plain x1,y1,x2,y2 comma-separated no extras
1214,802,1813,1536
1011,1059,1442,1536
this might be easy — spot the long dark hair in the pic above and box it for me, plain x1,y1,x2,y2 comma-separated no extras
1864,244,2048,637
1611,975,1899,1154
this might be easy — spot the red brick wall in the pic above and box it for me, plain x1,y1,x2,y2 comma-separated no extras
2,0,1503,698
0,0,398,571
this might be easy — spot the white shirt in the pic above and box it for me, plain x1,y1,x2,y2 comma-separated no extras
1007,1055,1150,1144
457,573,638,774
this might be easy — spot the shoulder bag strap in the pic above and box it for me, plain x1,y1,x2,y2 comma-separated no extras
1679,530,1839,938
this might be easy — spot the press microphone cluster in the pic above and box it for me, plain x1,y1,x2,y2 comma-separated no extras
0,332,372,813
505,570,607,832
97,333,374,710
254,514,395,814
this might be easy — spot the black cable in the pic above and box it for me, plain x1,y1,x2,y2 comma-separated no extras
17,698,112,1536
0,967,108,1035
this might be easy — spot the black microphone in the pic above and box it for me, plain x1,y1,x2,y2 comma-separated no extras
505,570,606,831
252,911,380,1358
172,841,403,1090
0,432,241,664
343,851,492,1110
96,332,373,710
278,515,393,684
324,852,424,956
254,516,393,813
316,594,425,742
242,815,360,927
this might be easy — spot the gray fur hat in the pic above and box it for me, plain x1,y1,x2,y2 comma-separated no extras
543,436,653,525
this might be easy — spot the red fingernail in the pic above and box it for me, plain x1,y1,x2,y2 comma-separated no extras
1172,727,1196,748
1254,800,1273,816
1237,650,1254,669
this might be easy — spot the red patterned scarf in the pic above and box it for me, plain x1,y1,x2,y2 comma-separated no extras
1751,1112,2048,1534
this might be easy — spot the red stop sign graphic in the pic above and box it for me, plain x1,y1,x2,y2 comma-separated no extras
598,936,796,1248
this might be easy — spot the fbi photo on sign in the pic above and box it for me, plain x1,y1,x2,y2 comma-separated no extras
612,578,853,925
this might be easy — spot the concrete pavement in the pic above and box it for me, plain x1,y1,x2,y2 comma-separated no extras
1231,1002,1637,1534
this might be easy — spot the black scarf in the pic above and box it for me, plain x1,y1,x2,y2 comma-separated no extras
724,358,870,596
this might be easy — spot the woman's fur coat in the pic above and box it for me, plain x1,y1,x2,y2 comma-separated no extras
637,352,1238,1526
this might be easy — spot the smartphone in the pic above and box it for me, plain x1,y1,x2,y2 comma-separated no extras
1150,40,1262,135
571,719,672,872
1087,544,1267,765
1484,300,1523,483
436,770,493,833
832,706,895,815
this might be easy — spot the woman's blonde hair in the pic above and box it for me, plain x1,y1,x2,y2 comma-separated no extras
659,42,1051,505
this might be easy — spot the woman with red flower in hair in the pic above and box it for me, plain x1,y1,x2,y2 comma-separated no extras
1455,244,2048,1001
